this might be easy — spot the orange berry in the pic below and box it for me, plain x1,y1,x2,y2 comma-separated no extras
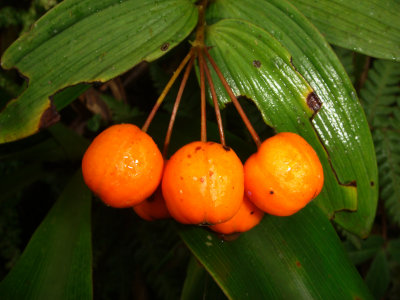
162,141,244,225
133,186,171,221
244,132,324,216
209,196,264,234
82,124,164,208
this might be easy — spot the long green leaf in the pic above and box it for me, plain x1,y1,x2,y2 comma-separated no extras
0,171,92,299
289,0,400,61
206,0,378,237
0,0,198,143
180,203,373,299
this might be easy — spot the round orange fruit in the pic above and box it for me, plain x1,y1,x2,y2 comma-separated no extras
162,141,244,225
82,124,164,208
133,186,171,221
209,196,264,234
244,132,324,216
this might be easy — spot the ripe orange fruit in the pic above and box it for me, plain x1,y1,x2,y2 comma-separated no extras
133,186,171,221
209,196,264,234
82,124,164,208
244,132,324,216
162,141,244,225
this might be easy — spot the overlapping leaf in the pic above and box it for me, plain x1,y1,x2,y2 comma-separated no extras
180,204,373,299
0,0,198,143
289,0,400,61
205,0,378,237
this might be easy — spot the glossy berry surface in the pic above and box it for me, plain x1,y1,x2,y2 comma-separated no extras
133,187,171,221
162,141,244,225
82,124,164,208
209,196,264,235
244,132,324,216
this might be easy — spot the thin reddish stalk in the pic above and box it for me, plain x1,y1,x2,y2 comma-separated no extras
163,55,195,157
198,48,207,143
142,49,194,132
203,48,261,147
201,49,226,147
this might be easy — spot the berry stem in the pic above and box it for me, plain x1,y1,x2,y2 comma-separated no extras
142,48,194,132
201,49,226,147
163,55,195,157
198,48,207,143
203,48,262,148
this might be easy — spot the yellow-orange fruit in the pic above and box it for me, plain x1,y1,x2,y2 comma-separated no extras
133,186,171,221
209,196,264,234
162,141,244,225
244,132,324,216
82,124,163,208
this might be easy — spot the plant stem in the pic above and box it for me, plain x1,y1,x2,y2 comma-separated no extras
204,48,261,148
201,49,226,147
163,55,195,157
198,48,207,142
142,49,194,132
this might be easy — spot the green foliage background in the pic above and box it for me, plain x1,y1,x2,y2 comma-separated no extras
0,0,399,299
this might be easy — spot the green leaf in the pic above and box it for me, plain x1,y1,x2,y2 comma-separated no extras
0,0,198,143
343,235,384,266
289,0,400,61
180,204,373,299
53,83,90,111
0,171,92,299
181,256,227,300
365,249,390,299
205,0,378,237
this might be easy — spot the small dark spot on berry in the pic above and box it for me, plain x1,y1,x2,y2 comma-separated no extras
269,190,274,195
253,60,261,68
250,211,254,215
180,176,183,180
222,145,231,151
187,154,191,158
195,146,202,151
161,42,169,51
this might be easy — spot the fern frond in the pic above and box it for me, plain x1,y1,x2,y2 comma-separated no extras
360,60,400,226
360,60,400,128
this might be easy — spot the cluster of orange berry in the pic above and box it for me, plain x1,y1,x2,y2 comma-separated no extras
81,123,324,235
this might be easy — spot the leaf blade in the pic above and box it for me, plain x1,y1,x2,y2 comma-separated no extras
0,171,92,300
0,0,198,143
180,204,373,300
289,0,400,61
206,0,378,237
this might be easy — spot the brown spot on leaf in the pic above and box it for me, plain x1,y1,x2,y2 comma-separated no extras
39,102,60,129
306,92,322,113
370,181,375,187
296,261,301,267
253,60,261,68
161,43,170,51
